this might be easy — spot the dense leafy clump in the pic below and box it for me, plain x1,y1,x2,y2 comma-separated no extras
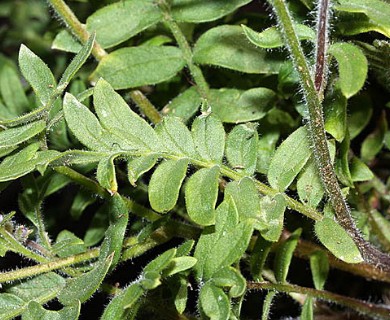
1,0,390,319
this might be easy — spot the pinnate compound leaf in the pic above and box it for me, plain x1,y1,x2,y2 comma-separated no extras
156,116,196,157
58,253,113,305
92,46,185,89
193,25,283,74
18,45,56,105
86,0,162,49
171,0,251,23
258,194,286,242
310,250,329,290
329,42,368,99
149,159,189,213
127,154,158,186
185,166,219,226
191,114,225,163
242,24,315,49
59,33,95,86
315,217,364,263
94,79,161,151
0,120,45,148
334,0,390,38
274,228,302,283
199,283,230,320
23,301,80,320
268,126,311,191
226,123,258,175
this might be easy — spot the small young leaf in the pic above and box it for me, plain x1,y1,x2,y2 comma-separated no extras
86,0,162,48
310,250,329,290
58,253,113,305
144,248,177,274
0,120,45,148
127,154,158,186
156,116,196,157
163,256,197,277
94,79,161,151
23,301,80,320
18,45,56,105
92,46,185,89
258,194,286,242
268,126,311,191
149,159,189,213
58,33,95,86
315,217,364,263
242,24,315,49
212,266,246,298
199,283,230,320
96,155,119,193
171,0,251,23
300,297,314,320
174,277,188,314
226,123,258,175
329,42,368,98
185,166,219,226
274,228,302,283
193,25,283,74
191,114,225,163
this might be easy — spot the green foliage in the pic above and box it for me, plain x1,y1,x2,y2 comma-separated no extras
1,0,390,319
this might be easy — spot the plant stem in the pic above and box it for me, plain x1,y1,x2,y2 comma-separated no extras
48,0,107,60
158,0,210,107
248,281,390,319
129,90,162,124
0,248,99,283
267,0,390,271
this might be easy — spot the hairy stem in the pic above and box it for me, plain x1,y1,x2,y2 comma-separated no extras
267,0,390,271
248,281,390,319
129,90,162,124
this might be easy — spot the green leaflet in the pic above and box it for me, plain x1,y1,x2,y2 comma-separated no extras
94,79,161,151
185,166,219,226
191,114,225,163
92,46,185,89
127,154,158,187
324,87,347,142
0,55,29,116
156,116,196,157
171,0,251,23
212,266,246,298
242,24,315,49
199,283,230,320
96,155,119,193
52,230,86,258
58,33,95,87
226,123,258,175
193,25,283,74
149,159,189,213
335,131,353,187
163,87,201,122
361,115,387,162
348,93,373,139
329,42,368,99
22,301,80,320
274,228,302,283
310,251,329,290
300,297,314,320
315,217,364,263
18,45,56,105
258,194,286,242
173,277,188,314
334,0,390,38
86,0,162,49
268,126,311,191
0,120,45,148
58,253,113,305
250,235,273,281
52,30,82,53
350,157,374,182
63,93,122,151
0,273,66,320
225,177,261,223
163,256,197,277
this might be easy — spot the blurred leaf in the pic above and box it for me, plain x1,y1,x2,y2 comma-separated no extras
329,42,368,99
185,166,219,226
226,123,258,175
86,0,162,48
268,126,311,191
250,235,273,281
310,250,329,290
149,159,188,213
193,25,284,74
348,93,373,139
92,46,185,89
324,86,347,142
242,24,315,49
171,0,251,22
300,297,314,320
361,114,387,162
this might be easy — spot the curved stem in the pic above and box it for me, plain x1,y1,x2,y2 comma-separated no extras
267,0,390,271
